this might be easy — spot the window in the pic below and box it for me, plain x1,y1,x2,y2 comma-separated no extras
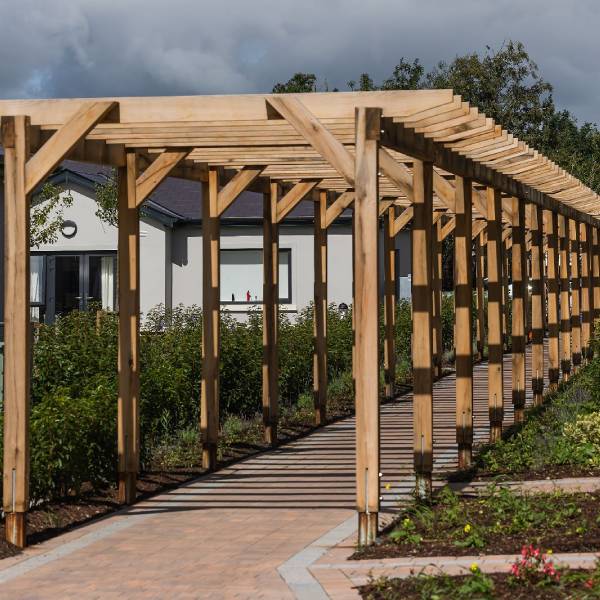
30,252,117,323
220,248,291,304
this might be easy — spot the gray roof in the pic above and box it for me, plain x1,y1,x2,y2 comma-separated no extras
0,153,349,225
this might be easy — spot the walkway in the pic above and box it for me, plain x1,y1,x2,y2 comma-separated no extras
0,349,537,599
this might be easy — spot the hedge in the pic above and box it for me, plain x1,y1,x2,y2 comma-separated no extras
0,294,476,504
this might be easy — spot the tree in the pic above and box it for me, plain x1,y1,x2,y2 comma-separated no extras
94,170,118,227
30,183,74,248
272,73,318,93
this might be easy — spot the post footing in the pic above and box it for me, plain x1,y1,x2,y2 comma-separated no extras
5,512,26,548
489,423,502,443
202,443,218,472
357,511,378,546
118,471,137,505
458,444,472,469
414,471,432,501
263,422,278,447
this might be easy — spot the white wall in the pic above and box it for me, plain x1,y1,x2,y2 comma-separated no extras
170,221,354,316
33,184,170,315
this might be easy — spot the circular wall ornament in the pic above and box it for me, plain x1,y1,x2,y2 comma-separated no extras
61,220,77,239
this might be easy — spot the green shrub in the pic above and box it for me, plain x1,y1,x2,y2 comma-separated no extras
563,411,600,466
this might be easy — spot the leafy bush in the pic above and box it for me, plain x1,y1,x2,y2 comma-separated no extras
563,411,600,466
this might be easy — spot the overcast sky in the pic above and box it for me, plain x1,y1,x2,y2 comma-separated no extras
0,0,598,123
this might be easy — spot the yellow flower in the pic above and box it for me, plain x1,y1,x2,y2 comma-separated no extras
470,563,479,573
384,483,391,490
403,517,412,527
547,549,553,555
464,524,472,533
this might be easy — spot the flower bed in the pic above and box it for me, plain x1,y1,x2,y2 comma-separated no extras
360,556,600,599
353,485,600,560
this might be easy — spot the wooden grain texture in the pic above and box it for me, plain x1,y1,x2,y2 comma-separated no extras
201,168,220,469
117,151,140,504
217,166,263,215
354,107,381,546
25,101,116,194
545,210,560,387
383,205,397,401
276,179,320,222
411,159,434,497
581,223,592,360
486,187,504,441
135,149,189,206
475,230,486,361
569,219,582,369
511,197,527,423
324,191,354,227
432,218,443,379
558,214,572,379
454,177,473,468
262,183,280,445
1,116,30,548
313,191,328,425
593,228,600,324
530,205,545,405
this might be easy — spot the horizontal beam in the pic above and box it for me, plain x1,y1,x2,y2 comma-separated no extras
25,101,117,194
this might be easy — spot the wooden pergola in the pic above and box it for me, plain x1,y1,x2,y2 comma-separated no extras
1,90,599,548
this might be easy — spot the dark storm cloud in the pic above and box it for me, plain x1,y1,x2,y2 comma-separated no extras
0,0,598,122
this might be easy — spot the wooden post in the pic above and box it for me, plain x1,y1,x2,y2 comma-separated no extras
511,197,527,424
593,227,600,328
581,223,593,361
454,177,473,468
383,205,397,401
263,182,279,444
354,107,381,546
432,219,443,378
117,150,140,504
475,230,486,361
545,210,560,390
201,167,220,469
502,235,511,352
2,115,31,547
530,205,545,405
487,188,504,442
313,190,328,424
412,160,434,499
558,214,571,380
569,219,582,371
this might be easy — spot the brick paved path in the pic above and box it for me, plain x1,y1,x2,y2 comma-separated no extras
0,349,538,599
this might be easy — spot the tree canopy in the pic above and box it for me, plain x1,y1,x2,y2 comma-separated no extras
272,41,600,194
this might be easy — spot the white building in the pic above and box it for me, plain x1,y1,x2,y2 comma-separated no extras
1,159,412,323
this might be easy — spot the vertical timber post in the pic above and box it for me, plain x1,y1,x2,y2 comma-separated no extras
593,227,600,328
569,219,582,371
475,230,486,361
530,205,545,405
511,197,527,424
502,234,511,352
412,160,434,498
383,205,397,401
454,177,473,468
2,115,31,547
313,190,328,425
580,223,592,362
558,215,571,381
545,210,560,390
201,167,220,469
354,107,381,546
487,188,504,442
432,219,443,378
263,182,279,444
117,151,140,505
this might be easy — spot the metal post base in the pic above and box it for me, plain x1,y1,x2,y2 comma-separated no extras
357,512,378,546
5,512,26,548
